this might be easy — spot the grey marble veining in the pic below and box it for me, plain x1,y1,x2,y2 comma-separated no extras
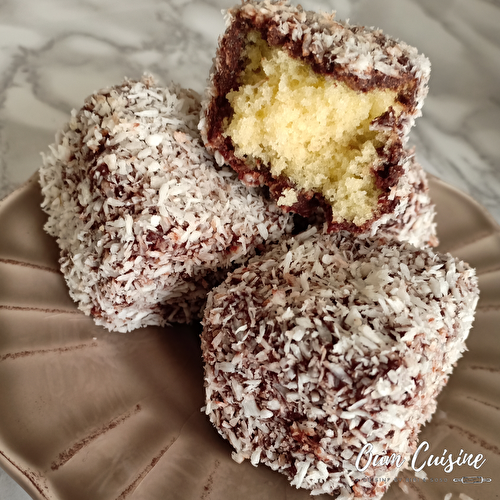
0,0,499,498
353,0,500,221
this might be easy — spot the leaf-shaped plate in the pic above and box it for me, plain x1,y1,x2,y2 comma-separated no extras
0,174,499,500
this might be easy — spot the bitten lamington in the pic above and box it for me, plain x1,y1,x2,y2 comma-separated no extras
200,0,431,234
201,230,478,499
40,76,292,332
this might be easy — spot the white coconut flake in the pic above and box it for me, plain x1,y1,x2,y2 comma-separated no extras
216,362,236,373
146,134,163,147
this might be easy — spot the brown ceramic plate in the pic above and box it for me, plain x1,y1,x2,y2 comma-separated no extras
0,174,499,500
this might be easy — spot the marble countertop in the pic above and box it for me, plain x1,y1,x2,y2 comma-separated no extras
0,0,499,498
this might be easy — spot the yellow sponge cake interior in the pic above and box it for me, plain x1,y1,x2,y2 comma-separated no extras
224,31,403,226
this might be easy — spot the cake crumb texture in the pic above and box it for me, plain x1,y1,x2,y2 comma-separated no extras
225,31,402,226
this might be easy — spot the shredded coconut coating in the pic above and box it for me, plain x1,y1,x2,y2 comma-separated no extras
201,230,478,498
369,154,438,248
230,0,430,85
39,76,292,332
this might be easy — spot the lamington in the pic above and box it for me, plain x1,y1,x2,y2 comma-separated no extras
201,229,478,498
200,0,431,234
39,75,292,332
